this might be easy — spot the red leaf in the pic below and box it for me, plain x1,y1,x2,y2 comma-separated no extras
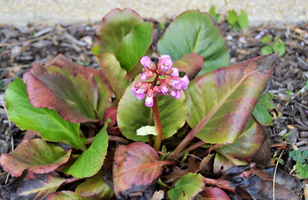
113,142,176,199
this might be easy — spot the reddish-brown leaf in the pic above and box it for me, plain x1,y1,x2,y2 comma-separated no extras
172,52,204,80
23,54,111,123
0,138,71,177
113,142,176,199
198,187,231,200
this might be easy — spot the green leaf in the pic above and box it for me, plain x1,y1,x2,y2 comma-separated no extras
227,10,239,26
0,138,71,177
116,22,153,72
209,5,220,22
96,8,144,54
252,101,273,126
214,117,263,173
302,150,308,158
75,170,114,199
186,54,278,144
305,80,308,90
273,40,286,57
261,45,273,55
93,52,130,102
158,10,229,75
65,125,108,178
117,75,188,142
48,191,98,200
168,173,205,200
261,35,271,44
258,93,276,109
238,9,249,29
5,79,86,150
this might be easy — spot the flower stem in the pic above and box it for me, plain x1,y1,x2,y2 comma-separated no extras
174,140,206,159
169,128,198,159
153,96,163,151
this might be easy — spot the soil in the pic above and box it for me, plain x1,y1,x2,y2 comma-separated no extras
0,20,308,199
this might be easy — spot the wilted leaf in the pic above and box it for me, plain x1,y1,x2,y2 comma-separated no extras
117,74,188,142
168,173,205,200
214,117,263,174
93,52,129,102
65,125,108,178
197,187,230,200
47,191,98,200
186,53,278,144
158,10,229,75
116,22,153,72
5,79,86,150
24,54,111,123
113,142,176,199
75,170,114,199
172,52,204,80
5,172,66,200
204,165,301,200
96,8,144,54
0,138,71,177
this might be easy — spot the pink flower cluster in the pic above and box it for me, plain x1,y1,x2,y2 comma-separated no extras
131,55,189,107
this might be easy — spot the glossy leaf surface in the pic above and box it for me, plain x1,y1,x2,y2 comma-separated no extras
113,142,176,199
48,191,97,200
75,170,114,199
65,125,108,178
117,75,188,142
96,8,143,54
186,53,278,144
24,54,111,123
5,79,86,150
168,173,205,200
0,138,71,177
116,22,153,72
214,118,263,174
93,51,129,102
158,10,229,75
172,52,204,80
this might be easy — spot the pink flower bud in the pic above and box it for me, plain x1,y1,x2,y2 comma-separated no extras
170,68,179,77
160,83,169,95
170,89,182,99
140,69,154,81
145,89,154,107
140,56,152,69
153,86,160,95
180,75,190,90
166,77,182,90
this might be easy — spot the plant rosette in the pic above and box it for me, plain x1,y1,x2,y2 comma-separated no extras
0,7,294,200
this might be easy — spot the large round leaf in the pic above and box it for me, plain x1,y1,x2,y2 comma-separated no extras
117,75,188,142
158,10,229,75
186,54,278,144
96,8,143,55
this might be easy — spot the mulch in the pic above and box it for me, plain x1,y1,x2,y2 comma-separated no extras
0,20,308,197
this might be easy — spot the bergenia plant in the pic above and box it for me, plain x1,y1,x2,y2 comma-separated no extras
0,7,300,200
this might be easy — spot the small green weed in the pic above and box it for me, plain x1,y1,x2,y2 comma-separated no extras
260,35,286,57
289,149,308,178
209,5,220,22
227,9,248,30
